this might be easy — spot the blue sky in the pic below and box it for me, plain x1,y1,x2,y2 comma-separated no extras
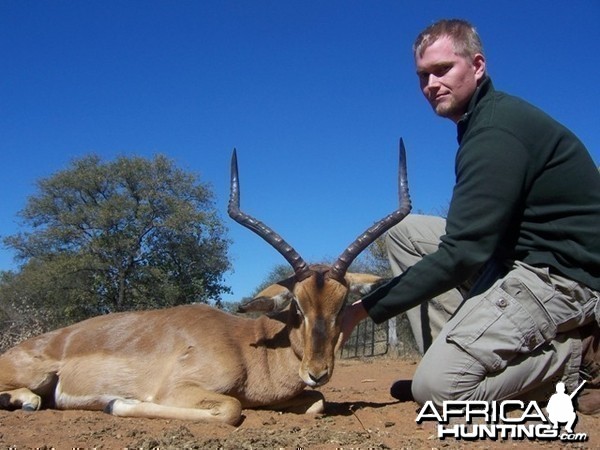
1,1,599,303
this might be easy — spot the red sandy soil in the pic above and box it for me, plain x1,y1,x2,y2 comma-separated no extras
0,357,597,449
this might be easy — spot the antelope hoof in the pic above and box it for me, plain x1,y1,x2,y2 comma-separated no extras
104,399,117,414
22,397,41,411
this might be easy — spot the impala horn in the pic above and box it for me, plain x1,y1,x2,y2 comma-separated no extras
328,138,412,281
228,149,312,281
228,138,412,283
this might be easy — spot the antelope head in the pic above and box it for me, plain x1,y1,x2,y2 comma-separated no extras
228,139,412,387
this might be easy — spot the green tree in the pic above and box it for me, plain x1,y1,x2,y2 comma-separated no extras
2,154,231,327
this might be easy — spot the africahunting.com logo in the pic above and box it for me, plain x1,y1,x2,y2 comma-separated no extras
416,381,588,442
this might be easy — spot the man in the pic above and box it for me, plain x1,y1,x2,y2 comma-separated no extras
342,19,600,412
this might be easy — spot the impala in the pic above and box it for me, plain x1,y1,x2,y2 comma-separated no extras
0,140,412,424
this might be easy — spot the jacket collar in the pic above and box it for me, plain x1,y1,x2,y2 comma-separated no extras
457,76,494,143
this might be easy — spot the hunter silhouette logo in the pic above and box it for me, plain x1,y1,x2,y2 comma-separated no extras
546,380,586,434
416,381,589,442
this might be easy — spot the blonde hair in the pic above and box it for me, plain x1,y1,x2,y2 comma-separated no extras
413,19,484,61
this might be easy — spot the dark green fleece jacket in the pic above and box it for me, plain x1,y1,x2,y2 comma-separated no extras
363,77,600,324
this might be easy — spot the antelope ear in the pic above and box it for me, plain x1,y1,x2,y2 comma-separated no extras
345,273,388,296
238,276,297,313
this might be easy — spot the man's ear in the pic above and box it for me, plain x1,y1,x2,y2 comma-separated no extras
473,53,486,83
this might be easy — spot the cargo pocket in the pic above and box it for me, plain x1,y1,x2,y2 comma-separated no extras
447,277,557,373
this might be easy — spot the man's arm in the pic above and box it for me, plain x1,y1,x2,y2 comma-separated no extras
361,128,532,323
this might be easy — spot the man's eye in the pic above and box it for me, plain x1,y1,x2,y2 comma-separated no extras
436,65,452,76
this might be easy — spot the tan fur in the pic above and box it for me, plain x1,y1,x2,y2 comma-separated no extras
0,271,381,425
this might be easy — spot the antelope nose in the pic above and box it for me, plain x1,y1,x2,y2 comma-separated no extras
308,369,329,386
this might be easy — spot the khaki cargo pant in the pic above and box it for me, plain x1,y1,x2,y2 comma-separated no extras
386,214,599,406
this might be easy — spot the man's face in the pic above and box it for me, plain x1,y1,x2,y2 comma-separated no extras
415,36,486,123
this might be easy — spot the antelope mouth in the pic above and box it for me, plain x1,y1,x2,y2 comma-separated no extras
300,367,332,388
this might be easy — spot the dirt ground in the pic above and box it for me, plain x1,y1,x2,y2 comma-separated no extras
0,357,598,449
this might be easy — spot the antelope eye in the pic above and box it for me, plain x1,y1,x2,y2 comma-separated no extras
293,300,305,319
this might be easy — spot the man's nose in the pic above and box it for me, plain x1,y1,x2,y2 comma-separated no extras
423,75,440,96
426,73,441,88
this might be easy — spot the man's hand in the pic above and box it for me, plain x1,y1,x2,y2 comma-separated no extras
337,300,369,349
